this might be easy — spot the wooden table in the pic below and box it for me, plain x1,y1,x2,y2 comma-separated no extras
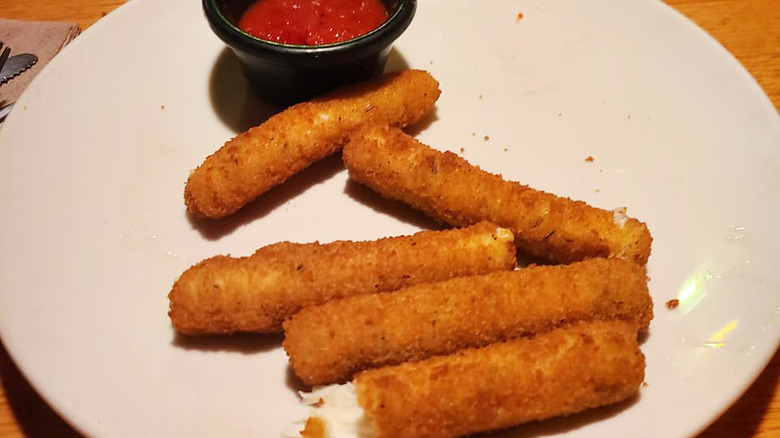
0,0,778,436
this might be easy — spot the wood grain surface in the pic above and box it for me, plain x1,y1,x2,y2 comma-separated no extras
0,0,778,437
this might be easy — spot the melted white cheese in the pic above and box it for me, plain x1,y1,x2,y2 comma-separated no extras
612,207,628,228
285,383,373,438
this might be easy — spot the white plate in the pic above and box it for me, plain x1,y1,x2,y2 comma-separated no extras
1,0,778,436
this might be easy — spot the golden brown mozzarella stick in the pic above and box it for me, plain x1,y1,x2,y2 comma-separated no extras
283,257,651,386
185,69,441,219
168,221,515,334
342,124,653,265
296,320,645,438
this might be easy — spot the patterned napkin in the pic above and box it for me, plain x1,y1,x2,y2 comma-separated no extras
0,19,81,106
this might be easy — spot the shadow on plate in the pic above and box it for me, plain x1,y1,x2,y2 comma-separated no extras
385,47,411,75
187,153,346,240
209,48,281,134
207,47,412,135
404,106,439,137
286,365,311,393
343,179,443,231
474,394,641,438
637,328,651,346
514,251,556,269
171,331,284,354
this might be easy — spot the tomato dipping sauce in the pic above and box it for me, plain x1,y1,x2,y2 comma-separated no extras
238,0,389,45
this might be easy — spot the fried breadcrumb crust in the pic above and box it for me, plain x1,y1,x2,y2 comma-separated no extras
283,258,651,386
355,320,645,438
342,124,653,265
168,221,516,334
185,69,441,219
300,417,326,438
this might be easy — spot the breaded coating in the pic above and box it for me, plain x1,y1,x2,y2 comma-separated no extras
354,320,645,438
342,124,653,265
185,69,441,219
300,417,326,438
283,257,651,386
168,222,516,334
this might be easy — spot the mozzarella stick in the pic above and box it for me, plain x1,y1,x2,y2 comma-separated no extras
342,124,652,265
292,320,645,438
168,222,515,334
283,257,651,386
185,69,440,219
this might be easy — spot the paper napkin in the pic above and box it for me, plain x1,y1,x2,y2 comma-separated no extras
0,18,81,106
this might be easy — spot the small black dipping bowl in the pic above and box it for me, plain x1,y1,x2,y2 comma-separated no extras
203,0,417,106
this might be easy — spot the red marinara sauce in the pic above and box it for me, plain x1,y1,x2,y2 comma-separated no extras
238,0,389,45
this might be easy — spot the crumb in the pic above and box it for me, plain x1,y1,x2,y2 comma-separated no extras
503,148,508,152
429,60,433,65
558,112,563,117
585,156,594,162
627,114,632,119
483,135,490,141
478,94,483,100
665,299,680,310
642,382,649,387
595,188,600,193
459,147,465,153
516,12,524,22
471,132,476,137
161,104,165,110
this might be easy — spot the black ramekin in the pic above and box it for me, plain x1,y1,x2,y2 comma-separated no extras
203,0,416,106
